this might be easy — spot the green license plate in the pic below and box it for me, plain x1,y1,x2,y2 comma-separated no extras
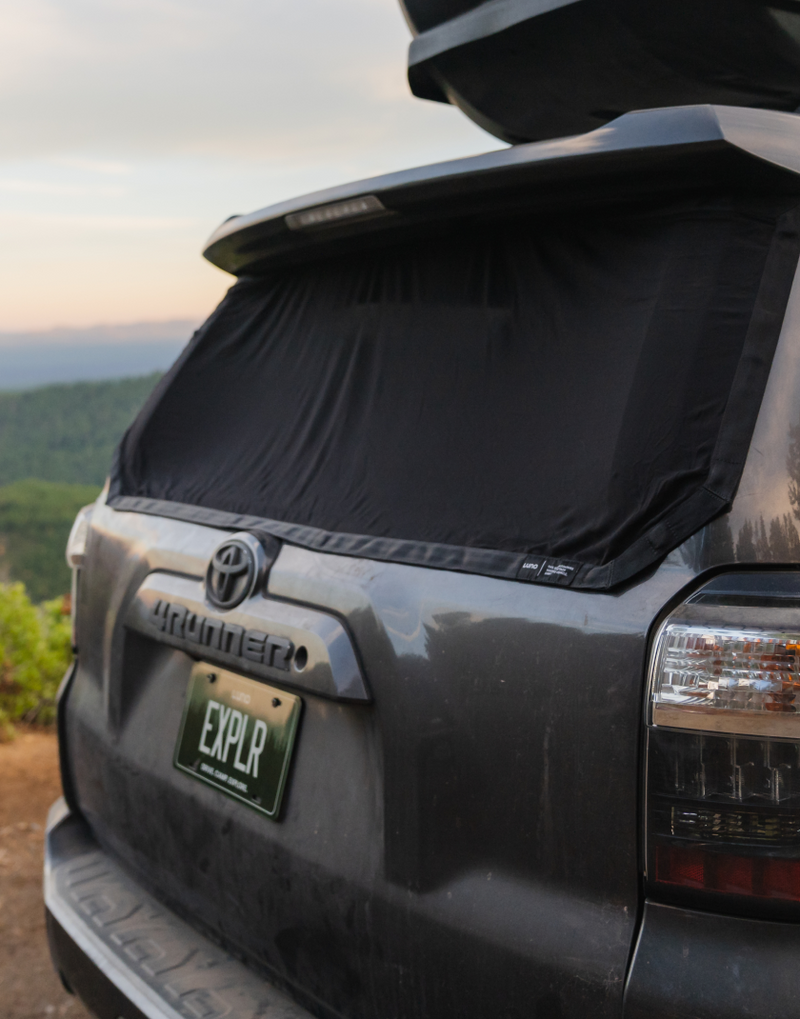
174,662,302,819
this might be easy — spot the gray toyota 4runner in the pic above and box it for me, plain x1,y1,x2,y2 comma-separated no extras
42,9,800,1015
45,104,800,1019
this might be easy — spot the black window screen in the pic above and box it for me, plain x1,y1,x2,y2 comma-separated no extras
109,195,800,589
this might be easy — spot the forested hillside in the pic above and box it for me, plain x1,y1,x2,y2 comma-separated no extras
0,481,101,601
0,373,160,487
0,374,160,600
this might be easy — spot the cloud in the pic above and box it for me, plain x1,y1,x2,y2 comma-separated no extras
0,0,474,162
0,0,502,332
55,157,131,175
0,211,195,232
0,179,125,196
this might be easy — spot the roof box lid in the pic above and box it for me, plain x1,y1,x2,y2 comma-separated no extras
404,0,800,143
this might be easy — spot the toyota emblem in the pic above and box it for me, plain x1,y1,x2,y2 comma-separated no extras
206,539,256,609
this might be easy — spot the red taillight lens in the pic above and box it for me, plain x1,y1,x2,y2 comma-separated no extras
647,727,800,906
646,729,800,909
654,845,800,901
655,844,706,888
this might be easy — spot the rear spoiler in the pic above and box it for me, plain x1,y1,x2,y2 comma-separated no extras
203,105,800,277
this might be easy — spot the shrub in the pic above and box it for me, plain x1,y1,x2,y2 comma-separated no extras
0,582,73,737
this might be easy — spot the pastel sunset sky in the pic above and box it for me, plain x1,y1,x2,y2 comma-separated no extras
0,0,502,334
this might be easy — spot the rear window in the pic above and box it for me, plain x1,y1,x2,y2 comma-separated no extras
109,195,800,589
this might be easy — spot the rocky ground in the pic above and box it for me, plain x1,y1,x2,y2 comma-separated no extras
0,728,92,1019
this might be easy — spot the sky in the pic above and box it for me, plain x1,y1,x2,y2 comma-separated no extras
0,0,503,336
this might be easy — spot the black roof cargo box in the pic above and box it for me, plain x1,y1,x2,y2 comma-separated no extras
403,0,800,143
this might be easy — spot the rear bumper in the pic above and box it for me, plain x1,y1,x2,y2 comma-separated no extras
625,899,800,1019
51,796,800,1019
44,799,312,1019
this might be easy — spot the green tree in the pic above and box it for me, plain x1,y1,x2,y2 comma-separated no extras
706,516,735,562
789,419,800,523
784,514,800,558
769,516,790,561
755,515,771,560
736,519,756,561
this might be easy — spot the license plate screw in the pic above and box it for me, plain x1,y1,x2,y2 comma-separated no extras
272,697,281,707
207,673,217,683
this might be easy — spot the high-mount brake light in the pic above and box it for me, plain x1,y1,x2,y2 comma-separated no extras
285,195,386,231
646,583,800,913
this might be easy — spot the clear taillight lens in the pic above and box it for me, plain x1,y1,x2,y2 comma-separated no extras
646,597,800,912
651,624,800,735
65,504,94,569
65,504,94,650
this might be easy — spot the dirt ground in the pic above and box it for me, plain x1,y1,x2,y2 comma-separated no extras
0,728,92,1019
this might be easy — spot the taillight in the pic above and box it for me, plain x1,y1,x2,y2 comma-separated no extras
65,503,94,651
645,575,800,914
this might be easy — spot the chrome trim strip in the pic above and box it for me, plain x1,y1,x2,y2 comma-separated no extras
652,704,800,738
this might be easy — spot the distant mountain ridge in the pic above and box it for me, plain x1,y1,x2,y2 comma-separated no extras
0,319,198,347
0,320,197,389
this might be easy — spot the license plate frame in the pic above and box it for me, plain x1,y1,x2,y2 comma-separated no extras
174,662,302,819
